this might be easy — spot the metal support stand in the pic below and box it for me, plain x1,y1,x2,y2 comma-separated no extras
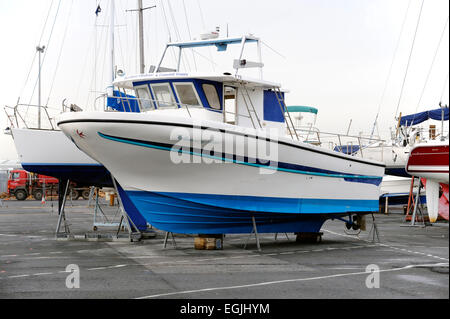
87,186,95,207
55,179,71,238
274,233,290,241
110,175,141,241
163,232,177,248
92,187,121,230
244,216,261,251
367,213,380,243
402,179,427,228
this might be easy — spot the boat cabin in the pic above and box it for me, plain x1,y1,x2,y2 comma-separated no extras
109,35,294,135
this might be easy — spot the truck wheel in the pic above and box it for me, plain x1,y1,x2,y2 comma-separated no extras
81,189,91,200
33,190,43,201
67,189,79,200
15,190,27,201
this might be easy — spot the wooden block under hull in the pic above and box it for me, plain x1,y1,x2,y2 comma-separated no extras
295,232,323,243
194,235,223,250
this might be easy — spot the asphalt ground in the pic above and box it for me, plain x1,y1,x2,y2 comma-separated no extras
0,198,448,300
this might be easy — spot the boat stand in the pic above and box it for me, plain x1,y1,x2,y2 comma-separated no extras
55,179,71,238
92,187,121,231
110,176,142,241
243,216,261,252
274,233,290,241
367,214,380,243
163,232,177,248
55,176,142,241
401,179,428,228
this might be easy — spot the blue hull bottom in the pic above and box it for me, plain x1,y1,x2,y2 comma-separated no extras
125,191,379,234
21,164,113,187
385,167,409,178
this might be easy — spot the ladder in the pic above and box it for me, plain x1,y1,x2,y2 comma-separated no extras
273,87,299,140
239,83,263,129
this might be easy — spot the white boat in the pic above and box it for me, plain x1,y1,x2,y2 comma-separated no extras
5,0,148,230
10,128,110,186
57,35,385,235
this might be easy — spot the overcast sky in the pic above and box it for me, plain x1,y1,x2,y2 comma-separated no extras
0,0,449,160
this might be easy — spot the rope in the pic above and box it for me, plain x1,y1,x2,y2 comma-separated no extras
394,0,426,119
440,72,449,103
182,0,197,71
415,16,449,112
167,0,190,71
159,0,179,67
196,0,215,71
25,0,62,124
18,0,53,108
370,0,412,139
45,0,75,108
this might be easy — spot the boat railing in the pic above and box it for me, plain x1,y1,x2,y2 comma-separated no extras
293,126,386,158
3,102,57,130
104,95,206,117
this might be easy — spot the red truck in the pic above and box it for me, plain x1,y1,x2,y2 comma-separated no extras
7,169,90,201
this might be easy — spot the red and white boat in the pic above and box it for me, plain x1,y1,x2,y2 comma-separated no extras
406,141,449,222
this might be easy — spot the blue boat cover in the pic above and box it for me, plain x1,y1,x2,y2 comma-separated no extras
400,107,449,126
107,90,140,113
333,145,360,155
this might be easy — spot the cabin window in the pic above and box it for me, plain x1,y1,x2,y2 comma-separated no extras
202,84,221,110
173,83,202,107
150,83,176,108
135,86,154,111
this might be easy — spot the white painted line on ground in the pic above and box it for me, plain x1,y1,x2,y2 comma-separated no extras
135,262,449,299
86,267,108,271
323,229,449,261
7,274,31,278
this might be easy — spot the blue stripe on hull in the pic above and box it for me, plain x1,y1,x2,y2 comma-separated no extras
385,167,409,178
21,164,113,187
125,191,378,234
98,132,383,186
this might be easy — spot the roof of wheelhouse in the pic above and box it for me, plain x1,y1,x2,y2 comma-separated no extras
113,72,282,90
113,34,284,91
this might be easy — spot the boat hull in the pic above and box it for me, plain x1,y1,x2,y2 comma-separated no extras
405,143,449,184
58,111,385,234
124,190,378,234
406,142,449,223
11,128,113,187
10,127,148,230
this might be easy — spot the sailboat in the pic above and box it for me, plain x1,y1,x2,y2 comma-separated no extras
405,106,449,223
57,34,385,235
7,0,148,230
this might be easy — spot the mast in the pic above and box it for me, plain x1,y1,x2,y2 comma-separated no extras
138,0,145,74
128,2,156,74
107,0,115,97
36,45,45,129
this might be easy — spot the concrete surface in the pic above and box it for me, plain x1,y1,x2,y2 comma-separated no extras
0,199,448,299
